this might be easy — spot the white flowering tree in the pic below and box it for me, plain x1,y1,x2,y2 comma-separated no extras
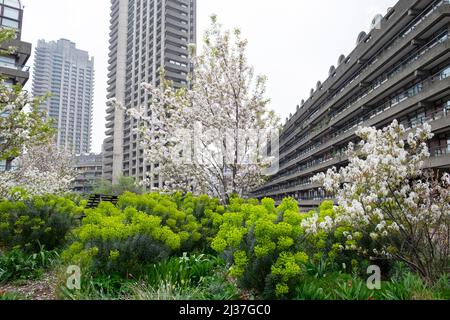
0,141,77,198
126,16,280,203
0,29,54,170
311,120,450,282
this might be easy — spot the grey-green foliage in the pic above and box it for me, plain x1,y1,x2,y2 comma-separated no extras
91,176,144,196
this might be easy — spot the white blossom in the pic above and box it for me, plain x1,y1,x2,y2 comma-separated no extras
123,16,280,202
0,142,77,198
311,120,449,281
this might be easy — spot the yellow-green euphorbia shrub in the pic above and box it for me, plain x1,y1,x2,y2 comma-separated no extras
211,197,311,298
63,192,225,276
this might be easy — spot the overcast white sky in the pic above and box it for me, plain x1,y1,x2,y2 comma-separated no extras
21,0,397,153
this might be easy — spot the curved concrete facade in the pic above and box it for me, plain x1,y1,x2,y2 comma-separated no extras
253,0,450,210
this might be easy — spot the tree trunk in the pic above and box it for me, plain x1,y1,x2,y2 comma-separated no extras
5,158,13,171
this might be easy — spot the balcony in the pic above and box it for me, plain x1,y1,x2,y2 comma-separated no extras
258,105,450,198
103,151,113,159
166,1,190,14
281,1,450,145
0,39,32,65
277,66,450,176
0,61,30,85
281,31,450,164
330,36,450,127
427,148,450,168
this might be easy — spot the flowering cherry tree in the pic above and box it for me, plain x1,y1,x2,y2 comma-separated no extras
0,29,54,170
125,16,280,202
310,120,449,282
0,141,77,198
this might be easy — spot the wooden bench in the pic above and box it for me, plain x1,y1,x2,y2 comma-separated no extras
76,194,119,220
85,194,119,209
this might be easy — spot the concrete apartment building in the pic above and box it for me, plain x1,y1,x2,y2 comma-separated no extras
253,0,450,210
32,39,94,155
72,153,103,194
0,0,31,87
103,0,196,186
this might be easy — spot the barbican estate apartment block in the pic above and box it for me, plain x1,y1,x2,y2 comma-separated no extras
0,0,31,172
32,39,94,155
103,0,197,185
253,0,450,210
0,0,31,87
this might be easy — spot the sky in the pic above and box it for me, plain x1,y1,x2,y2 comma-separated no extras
21,0,397,153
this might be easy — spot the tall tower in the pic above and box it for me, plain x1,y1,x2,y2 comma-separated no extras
103,0,197,185
32,39,94,155
0,0,31,86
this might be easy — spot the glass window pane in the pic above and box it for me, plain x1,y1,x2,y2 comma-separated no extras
3,7,19,20
0,55,15,64
3,0,21,9
1,18,19,28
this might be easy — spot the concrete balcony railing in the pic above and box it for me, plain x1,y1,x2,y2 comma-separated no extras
281,1,450,145
165,8,190,22
330,37,450,127
103,151,113,159
263,155,348,190
164,69,188,81
165,52,189,64
106,113,115,122
308,4,450,129
166,25,188,38
166,1,190,14
165,43,188,55
166,17,189,30
257,182,322,198
281,31,450,164
258,73,450,194
257,106,450,197
278,68,450,176
427,150,450,168
104,136,114,145
165,34,188,47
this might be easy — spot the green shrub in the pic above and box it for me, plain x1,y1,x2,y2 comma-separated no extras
333,276,374,300
118,192,223,251
0,292,27,300
126,254,239,301
294,273,375,300
62,202,181,276
63,192,227,277
117,193,202,250
126,280,202,301
58,273,133,300
0,194,80,252
376,272,442,300
0,247,59,284
197,274,241,300
433,274,450,300
211,197,310,298
128,271,241,301
144,253,222,287
294,279,333,300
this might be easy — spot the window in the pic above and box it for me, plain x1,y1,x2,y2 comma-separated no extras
3,7,19,19
3,0,21,8
0,55,15,67
1,18,18,28
438,66,450,80
444,101,450,115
